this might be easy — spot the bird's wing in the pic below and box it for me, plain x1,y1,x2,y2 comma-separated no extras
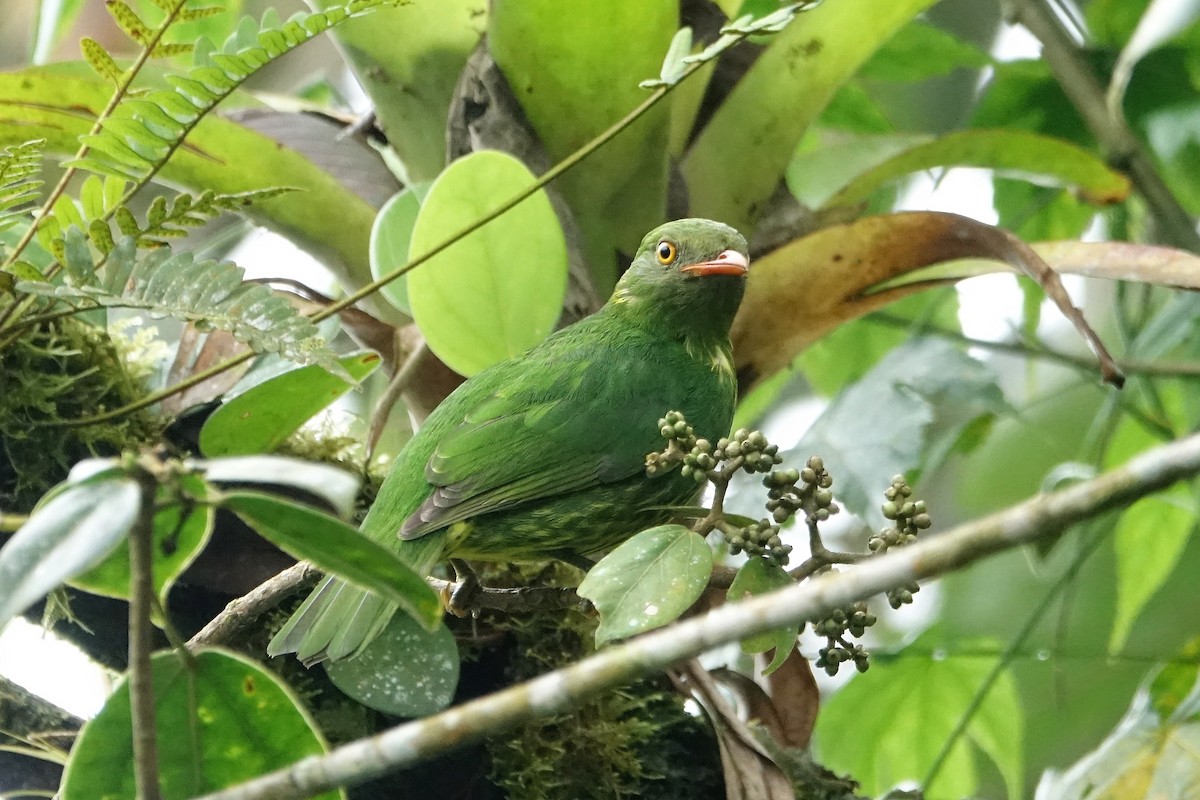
400,335,681,538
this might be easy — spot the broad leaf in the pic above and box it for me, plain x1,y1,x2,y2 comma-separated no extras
816,634,1024,800
199,455,359,517
60,649,342,799
324,613,459,716
73,474,214,605
578,524,712,646
0,475,140,630
198,350,381,456
369,183,431,315
857,18,991,82
726,558,797,674
221,491,441,631
408,150,568,376
791,338,1006,522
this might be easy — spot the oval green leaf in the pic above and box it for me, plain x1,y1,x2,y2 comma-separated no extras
726,557,798,674
199,350,381,457
578,524,713,646
0,476,140,630
221,490,441,631
407,150,568,376
73,474,214,605
369,183,430,315
60,648,342,800
200,455,360,516
325,612,460,716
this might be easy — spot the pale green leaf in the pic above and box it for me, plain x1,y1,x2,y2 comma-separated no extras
368,183,430,315
726,558,797,667
578,524,713,646
408,150,568,376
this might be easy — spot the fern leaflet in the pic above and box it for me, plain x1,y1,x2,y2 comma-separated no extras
17,229,343,374
0,140,46,235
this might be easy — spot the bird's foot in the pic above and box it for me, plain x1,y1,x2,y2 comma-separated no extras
447,558,481,618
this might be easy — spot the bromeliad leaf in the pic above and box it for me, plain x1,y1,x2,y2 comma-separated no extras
325,614,459,716
220,491,442,631
578,524,712,646
17,233,340,372
60,649,343,800
0,474,140,630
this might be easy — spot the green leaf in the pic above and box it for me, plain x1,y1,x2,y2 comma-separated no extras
324,613,459,716
199,350,381,456
0,475,140,630
682,0,937,232
368,183,430,315
80,37,123,83
73,474,214,605
793,338,1007,522
786,132,931,208
221,491,442,630
726,558,797,674
408,150,568,376
825,129,1131,209
200,455,360,516
491,0,674,289
816,634,1024,800
578,524,713,646
60,649,342,800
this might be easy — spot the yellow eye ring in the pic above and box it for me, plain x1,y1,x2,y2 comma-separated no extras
656,240,678,265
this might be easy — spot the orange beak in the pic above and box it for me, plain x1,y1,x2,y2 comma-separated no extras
679,249,749,277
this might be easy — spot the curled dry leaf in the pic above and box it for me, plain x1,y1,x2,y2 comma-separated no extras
733,211,1125,390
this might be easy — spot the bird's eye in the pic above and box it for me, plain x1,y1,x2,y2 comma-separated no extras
656,240,678,265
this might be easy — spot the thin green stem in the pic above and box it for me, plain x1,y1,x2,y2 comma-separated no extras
921,527,1105,791
129,461,164,800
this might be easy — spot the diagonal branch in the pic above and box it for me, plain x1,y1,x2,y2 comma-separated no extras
195,430,1200,800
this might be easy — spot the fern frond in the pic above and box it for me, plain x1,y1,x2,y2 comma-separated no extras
0,140,46,235
67,0,399,187
17,230,341,372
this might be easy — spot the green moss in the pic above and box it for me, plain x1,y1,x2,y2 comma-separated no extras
0,318,159,510
480,564,722,800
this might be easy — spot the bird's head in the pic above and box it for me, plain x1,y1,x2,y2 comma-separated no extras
610,218,749,333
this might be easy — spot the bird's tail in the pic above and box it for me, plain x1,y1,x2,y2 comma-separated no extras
267,534,444,665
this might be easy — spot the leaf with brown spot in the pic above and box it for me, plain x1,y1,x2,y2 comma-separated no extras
733,211,1123,390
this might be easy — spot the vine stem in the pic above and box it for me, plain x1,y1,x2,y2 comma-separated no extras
0,0,192,329
40,55,714,429
194,429,1200,800
128,460,163,800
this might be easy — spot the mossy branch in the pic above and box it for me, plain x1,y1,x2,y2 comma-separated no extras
194,430,1200,800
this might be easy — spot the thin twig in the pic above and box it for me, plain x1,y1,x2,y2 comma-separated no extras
128,462,163,800
195,430,1200,800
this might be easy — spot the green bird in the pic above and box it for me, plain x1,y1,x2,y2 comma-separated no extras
269,218,749,664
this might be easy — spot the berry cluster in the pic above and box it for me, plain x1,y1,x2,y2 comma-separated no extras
726,517,792,566
870,475,931,609
762,455,838,526
645,411,697,477
811,595,877,675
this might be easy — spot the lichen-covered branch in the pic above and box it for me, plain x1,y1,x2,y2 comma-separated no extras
195,430,1200,800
